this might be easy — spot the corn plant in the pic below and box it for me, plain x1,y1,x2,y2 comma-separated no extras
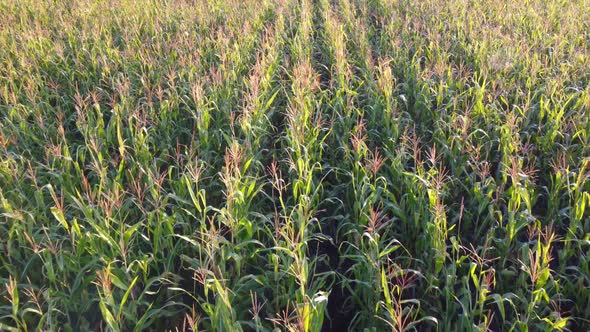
1,0,589,331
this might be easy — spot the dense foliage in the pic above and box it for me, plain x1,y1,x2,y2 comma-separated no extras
1,0,589,330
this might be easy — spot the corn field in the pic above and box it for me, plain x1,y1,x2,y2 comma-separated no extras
1,0,590,330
